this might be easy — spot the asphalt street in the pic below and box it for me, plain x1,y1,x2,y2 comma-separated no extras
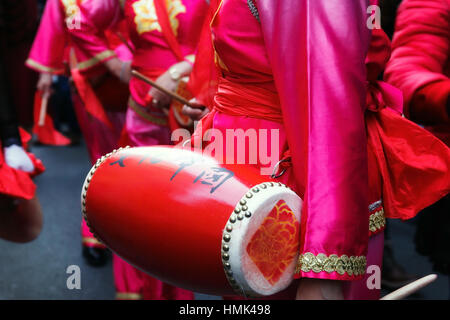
0,141,448,300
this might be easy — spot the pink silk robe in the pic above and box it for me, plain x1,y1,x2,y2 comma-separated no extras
211,0,371,284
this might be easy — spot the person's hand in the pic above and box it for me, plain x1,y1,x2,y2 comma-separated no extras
149,61,193,109
296,278,344,300
36,72,53,99
181,98,209,121
3,145,35,173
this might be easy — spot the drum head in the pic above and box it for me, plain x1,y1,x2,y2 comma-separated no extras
221,182,302,297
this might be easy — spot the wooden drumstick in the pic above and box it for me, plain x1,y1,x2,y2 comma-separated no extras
115,32,134,54
131,70,202,109
38,94,48,126
380,274,437,300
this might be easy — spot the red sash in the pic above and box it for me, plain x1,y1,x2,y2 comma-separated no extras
193,77,450,221
154,0,184,62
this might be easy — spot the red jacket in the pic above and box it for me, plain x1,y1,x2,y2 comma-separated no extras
384,0,450,146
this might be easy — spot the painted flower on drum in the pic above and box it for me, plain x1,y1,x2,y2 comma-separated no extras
132,0,186,35
246,200,300,285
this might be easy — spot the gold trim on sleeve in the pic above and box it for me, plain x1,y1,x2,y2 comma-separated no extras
25,58,65,74
76,50,116,71
116,292,143,300
128,97,168,126
296,252,367,276
369,208,386,233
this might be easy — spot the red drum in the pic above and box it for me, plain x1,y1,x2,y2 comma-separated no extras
82,146,302,297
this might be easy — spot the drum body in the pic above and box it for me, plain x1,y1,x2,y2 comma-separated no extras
82,146,302,297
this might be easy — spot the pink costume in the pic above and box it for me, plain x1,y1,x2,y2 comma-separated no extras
26,0,132,249
65,0,209,300
190,0,449,299
384,0,450,146
123,0,208,146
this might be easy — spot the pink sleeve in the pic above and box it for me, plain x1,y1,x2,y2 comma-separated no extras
258,0,370,281
384,0,450,119
25,0,67,74
67,0,123,71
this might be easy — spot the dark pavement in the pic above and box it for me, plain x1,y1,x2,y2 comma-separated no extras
0,141,447,299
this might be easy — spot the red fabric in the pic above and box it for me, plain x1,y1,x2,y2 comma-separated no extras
32,91,71,146
366,83,450,220
186,0,220,108
154,0,184,62
384,0,450,142
70,68,113,128
412,81,450,146
0,129,45,200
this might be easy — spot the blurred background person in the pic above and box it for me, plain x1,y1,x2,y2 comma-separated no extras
0,0,44,244
384,0,450,295
375,0,422,292
26,0,132,267
50,0,210,300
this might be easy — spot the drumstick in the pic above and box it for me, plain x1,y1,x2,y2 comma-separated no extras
131,70,202,109
380,274,437,300
38,94,48,126
115,31,134,54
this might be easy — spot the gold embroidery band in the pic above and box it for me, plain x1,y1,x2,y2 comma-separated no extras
77,50,116,71
116,292,143,300
369,208,386,233
128,97,168,126
25,58,65,74
296,252,367,276
82,236,104,246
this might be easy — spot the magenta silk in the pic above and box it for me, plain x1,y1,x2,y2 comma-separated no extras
26,0,132,75
212,0,371,282
258,1,371,278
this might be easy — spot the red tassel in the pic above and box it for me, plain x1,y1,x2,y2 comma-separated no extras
32,91,71,146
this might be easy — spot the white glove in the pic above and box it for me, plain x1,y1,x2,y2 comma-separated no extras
3,145,35,173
